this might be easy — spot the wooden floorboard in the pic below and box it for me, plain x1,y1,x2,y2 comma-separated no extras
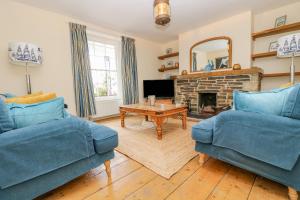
248,176,289,200
165,159,231,200
39,152,292,200
206,167,256,200
85,167,157,200
124,156,200,200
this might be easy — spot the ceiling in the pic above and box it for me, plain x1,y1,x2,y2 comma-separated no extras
12,0,298,43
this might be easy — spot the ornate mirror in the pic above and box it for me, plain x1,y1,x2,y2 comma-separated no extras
190,36,232,73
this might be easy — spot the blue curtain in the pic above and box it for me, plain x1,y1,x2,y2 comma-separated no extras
69,23,96,117
121,36,139,105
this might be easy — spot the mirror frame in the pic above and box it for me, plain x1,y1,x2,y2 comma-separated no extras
189,36,232,73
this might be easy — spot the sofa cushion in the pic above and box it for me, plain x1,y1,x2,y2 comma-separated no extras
233,86,293,115
89,122,118,154
0,99,14,134
282,84,300,120
192,116,215,144
7,97,65,128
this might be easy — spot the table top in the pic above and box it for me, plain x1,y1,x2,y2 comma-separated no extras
120,103,187,112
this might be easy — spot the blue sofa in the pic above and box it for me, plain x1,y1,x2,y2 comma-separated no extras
192,84,300,200
0,117,118,200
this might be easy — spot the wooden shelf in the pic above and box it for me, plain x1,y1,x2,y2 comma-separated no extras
252,22,300,40
263,72,300,78
158,66,179,72
158,52,179,60
172,67,263,79
252,51,277,60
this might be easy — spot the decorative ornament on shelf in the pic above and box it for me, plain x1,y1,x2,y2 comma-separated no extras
181,70,188,75
8,42,43,94
159,65,166,72
166,48,172,54
274,15,287,28
204,60,214,72
277,33,300,84
233,64,241,70
269,41,279,52
154,0,171,26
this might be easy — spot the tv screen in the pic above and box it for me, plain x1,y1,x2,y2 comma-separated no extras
143,80,174,98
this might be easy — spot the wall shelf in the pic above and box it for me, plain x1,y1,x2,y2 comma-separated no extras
263,72,300,78
252,22,300,40
252,51,277,60
158,66,179,72
158,52,179,60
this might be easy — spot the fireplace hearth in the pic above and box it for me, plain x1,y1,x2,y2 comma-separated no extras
199,93,217,113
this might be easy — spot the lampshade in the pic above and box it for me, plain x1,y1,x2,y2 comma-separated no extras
8,42,42,65
154,0,171,26
277,33,300,57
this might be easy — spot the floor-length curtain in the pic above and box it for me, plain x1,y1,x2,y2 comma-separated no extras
121,36,139,105
69,22,96,117
192,52,197,71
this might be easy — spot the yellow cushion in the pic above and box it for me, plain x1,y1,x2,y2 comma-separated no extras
5,93,57,104
19,91,44,98
280,82,294,88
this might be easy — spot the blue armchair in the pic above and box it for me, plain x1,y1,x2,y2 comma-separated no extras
0,117,118,200
192,84,300,200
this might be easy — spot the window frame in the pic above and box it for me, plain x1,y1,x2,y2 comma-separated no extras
87,33,122,102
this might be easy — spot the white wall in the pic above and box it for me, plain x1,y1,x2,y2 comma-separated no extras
253,2,300,90
136,38,162,103
178,12,252,73
0,0,162,116
160,40,180,78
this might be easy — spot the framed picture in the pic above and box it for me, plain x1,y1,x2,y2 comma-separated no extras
275,15,287,28
166,48,172,54
269,41,279,52
215,56,229,69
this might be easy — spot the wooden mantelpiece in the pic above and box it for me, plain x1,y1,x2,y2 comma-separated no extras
172,67,263,79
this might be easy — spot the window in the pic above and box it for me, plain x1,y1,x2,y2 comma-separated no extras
88,40,119,99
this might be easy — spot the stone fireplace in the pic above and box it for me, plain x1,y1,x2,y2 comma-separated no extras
175,67,263,117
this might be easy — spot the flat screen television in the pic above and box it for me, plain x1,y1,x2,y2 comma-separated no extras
143,80,174,98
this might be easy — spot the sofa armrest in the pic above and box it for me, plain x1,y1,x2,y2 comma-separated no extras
0,117,95,189
213,110,300,170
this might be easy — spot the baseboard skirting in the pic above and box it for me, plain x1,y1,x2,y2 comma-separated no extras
90,114,120,122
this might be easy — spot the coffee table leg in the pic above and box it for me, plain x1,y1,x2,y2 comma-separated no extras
182,111,187,129
153,117,163,140
120,110,126,127
145,115,149,121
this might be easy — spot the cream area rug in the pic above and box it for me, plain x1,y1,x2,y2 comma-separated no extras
101,116,198,179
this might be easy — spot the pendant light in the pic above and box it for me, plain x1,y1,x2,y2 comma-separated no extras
154,0,171,26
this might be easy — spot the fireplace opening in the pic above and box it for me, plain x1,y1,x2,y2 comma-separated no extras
198,93,217,114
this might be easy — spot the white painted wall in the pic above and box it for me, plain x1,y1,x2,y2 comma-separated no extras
253,2,300,90
178,12,252,73
0,0,162,116
136,38,162,103
160,40,180,78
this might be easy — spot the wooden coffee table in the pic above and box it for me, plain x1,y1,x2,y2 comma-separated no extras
119,104,188,140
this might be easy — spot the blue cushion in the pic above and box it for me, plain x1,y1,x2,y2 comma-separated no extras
233,86,294,115
282,84,300,119
0,99,14,133
192,116,215,144
7,97,65,129
89,122,118,154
